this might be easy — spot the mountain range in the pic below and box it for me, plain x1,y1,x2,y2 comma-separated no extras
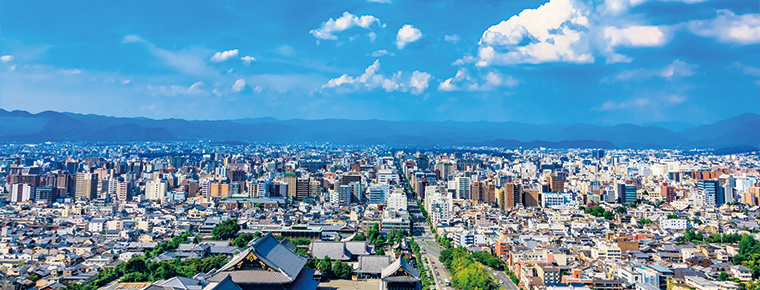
0,109,757,150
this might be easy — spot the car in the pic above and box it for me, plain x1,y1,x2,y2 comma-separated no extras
500,281,504,284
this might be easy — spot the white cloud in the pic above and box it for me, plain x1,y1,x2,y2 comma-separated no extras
309,12,383,40
597,94,686,111
148,81,206,97
122,79,131,85
323,59,432,95
232,79,246,92
0,55,13,62
210,49,239,62
599,98,650,110
370,50,392,57
60,69,82,76
475,0,594,66
240,55,256,65
396,24,423,49
730,61,760,77
604,25,668,47
688,10,760,45
367,0,391,3
467,0,685,66
122,34,213,76
602,0,706,15
444,34,461,43
438,78,458,92
122,34,145,43
438,68,519,92
604,59,696,82
409,71,432,94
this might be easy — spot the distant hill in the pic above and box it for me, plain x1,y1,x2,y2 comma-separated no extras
0,109,757,149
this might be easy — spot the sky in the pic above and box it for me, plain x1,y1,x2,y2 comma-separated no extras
0,0,758,126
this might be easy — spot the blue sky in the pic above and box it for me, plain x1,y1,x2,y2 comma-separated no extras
0,0,758,125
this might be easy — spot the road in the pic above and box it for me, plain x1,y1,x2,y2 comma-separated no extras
488,267,520,290
408,200,452,290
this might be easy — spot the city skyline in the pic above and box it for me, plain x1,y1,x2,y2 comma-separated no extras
0,0,758,125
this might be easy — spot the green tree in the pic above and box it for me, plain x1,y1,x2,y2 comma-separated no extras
718,272,729,281
615,206,627,214
212,219,240,240
376,247,385,256
27,273,41,282
232,233,254,248
352,232,367,241
639,218,653,225
333,260,353,279
318,256,334,278
124,258,147,274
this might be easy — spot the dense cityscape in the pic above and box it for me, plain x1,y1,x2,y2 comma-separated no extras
0,142,759,290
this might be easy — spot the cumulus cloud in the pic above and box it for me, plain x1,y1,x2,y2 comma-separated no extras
310,12,383,40
474,0,594,66
240,55,256,65
409,71,432,94
148,81,205,97
232,79,246,92
0,55,13,62
210,49,239,62
322,59,432,95
687,10,760,45
466,0,682,66
604,59,696,82
396,24,423,49
438,68,519,92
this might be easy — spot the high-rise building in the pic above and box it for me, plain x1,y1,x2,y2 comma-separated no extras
547,175,564,192
116,181,131,202
424,185,452,226
368,184,390,204
296,177,310,200
146,179,168,201
283,172,298,198
697,179,721,207
505,183,522,207
10,184,33,203
471,181,485,202
338,185,352,205
35,186,57,204
341,172,362,185
75,172,98,201
617,183,637,204
386,188,407,211
661,183,676,202
349,181,363,203
456,177,471,199
523,190,540,207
